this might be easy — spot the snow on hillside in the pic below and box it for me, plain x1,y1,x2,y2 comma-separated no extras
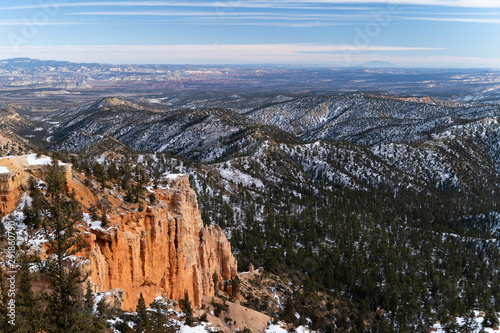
82,212,112,232
265,323,288,333
26,154,52,165
1,192,32,246
104,297,220,333
247,93,500,144
431,311,500,333
0,154,67,167
217,165,264,189
265,322,313,333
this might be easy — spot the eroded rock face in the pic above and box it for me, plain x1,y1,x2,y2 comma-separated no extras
0,186,23,217
82,175,238,310
0,156,237,311
0,154,72,216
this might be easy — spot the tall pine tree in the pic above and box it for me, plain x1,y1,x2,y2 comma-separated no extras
135,292,150,332
38,159,88,332
182,290,194,326
15,253,42,332
0,270,15,332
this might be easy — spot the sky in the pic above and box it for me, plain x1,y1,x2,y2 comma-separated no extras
1,0,500,67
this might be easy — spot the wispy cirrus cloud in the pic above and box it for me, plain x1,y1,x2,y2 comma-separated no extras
3,0,500,10
67,10,500,26
1,1,497,67
0,20,77,26
66,10,370,19
64,10,377,26
0,43,442,65
407,16,500,24
0,1,375,11
254,0,500,8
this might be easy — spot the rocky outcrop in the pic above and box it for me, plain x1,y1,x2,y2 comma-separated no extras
0,155,237,311
81,174,238,310
0,186,23,218
0,154,71,216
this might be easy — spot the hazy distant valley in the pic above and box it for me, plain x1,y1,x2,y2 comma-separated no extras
3,58,500,113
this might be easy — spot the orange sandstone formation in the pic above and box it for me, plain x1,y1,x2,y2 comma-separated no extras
0,154,71,216
78,175,237,309
0,156,238,310
81,174,238,310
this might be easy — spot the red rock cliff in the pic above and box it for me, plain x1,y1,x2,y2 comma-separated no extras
0,157,238,311
0,154,72,216
81,174,238,310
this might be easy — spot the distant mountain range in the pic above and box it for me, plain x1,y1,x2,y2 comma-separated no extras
2,58,500,106
356,61,398,68
2,92,500,193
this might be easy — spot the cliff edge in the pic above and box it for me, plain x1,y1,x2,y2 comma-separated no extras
80,174,238,310
0,156,238,311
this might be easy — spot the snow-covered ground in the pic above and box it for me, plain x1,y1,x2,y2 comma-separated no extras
105,297,220,333
431,311,500,333
26,154,67,166
26,154,52,166
265,323,288,333
217,165,264,189
265,322,312,333
82,212,113,232
0,154,66,167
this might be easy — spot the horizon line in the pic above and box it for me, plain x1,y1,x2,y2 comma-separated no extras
2,57,500,70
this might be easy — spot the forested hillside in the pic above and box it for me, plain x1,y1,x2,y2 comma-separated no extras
1,93,500,332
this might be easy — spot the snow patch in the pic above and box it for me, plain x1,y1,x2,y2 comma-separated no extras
431,311,500,333
218,166,264,189
265,323,288,333
165,173,184,180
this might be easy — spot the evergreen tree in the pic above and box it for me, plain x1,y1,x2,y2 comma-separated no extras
148,193,157,205
212,272,219,295
150,299,173,333
100,208,109,228
483,310,499,328
282,296,297,325
442,318,460,333
79,282,106,333
38,159,88,332
96,298,108,318
136,292,149,332
24,177,44,230
15,253,41,332
231,276,241,298
0,270,15,332
460,311,478,332
89,204,99,221
84,281,94,314
182,290,194,325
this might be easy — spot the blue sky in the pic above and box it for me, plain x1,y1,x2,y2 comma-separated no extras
1,0,500,67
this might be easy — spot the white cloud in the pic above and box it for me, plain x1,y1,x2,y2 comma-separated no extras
266,0,500,8
3,0,500,11
0,43,445,65
407,16,500,24
66,10,372,21
0,20,77,26
0,2,376,11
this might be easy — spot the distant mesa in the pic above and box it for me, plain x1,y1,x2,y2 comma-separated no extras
356,61,399,68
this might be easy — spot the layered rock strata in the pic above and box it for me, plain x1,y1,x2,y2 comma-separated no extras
0,156,238,311
80,174,238,310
